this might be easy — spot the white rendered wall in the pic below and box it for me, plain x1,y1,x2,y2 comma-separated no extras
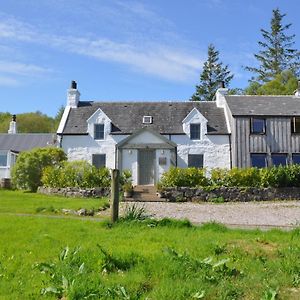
156,149,171,181
171,134,230,170
121,149,138,185
61,134,126,169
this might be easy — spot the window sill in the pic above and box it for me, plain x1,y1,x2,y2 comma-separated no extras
250,133,266,136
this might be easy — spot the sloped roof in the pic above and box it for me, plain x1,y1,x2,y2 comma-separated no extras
225,95,300,116
62,101,229,135
0,134,56,152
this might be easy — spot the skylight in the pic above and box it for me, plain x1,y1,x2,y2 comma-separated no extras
143,116,153,124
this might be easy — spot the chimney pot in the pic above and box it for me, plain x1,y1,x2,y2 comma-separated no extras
70,80,77,89
220,81,225,88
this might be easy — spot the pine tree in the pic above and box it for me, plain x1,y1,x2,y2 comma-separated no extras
190,44,233,101
245,8,300,82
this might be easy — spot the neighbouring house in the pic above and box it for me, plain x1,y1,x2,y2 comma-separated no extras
216,81,300,168
0,115,57,180
57,81,231,185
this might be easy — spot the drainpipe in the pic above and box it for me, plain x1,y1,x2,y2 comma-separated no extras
229,134,232,169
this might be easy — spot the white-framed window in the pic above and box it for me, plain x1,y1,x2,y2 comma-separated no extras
94,124,104,140
143,116,153,124
188,154,203,168
92,154,106,168
190,124,201,140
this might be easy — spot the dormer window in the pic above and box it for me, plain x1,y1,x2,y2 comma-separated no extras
94,124,104,140
143,116,152,124
190,124,201,140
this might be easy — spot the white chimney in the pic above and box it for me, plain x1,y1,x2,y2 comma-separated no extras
216,81,229,108
67,80,80,108
8,114,17,134
295,80,300,97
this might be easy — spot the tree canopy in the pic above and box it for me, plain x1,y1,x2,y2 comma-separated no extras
0,108,64,133
190,44,233,101
244,70,298,95
245,8,300,82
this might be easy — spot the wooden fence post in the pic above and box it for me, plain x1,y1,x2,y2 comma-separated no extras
111,169,120,223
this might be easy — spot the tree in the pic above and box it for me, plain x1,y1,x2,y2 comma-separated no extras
11,147,67,192
245,8,300,82
191,44,233,101
245,70,298,95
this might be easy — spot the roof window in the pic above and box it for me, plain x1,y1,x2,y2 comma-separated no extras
143,116,153,124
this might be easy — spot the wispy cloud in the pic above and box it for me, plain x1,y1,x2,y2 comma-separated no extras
0,61,51,76
0,16,203,82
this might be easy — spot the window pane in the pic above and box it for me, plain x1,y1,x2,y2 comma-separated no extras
251,118,265,134
271,154,287,166
292,154,300,164
292,117,300,133
0,154,7,166
94,124,104,139
92,154,106,168
188,154,203,168
251,154,267,168
190,124,200,140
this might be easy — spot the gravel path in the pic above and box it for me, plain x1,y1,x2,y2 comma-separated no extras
121,201,300,229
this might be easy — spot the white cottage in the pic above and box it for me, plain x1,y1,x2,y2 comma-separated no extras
0,115,56,180
57,81,231,185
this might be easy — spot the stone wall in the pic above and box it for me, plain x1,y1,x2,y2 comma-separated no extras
38,186,110,198
162,187,300,202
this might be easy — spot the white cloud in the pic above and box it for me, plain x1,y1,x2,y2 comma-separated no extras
0,76,19,87
0,17,204,82
0,61,51,76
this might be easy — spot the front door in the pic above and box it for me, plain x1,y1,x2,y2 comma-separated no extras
138,149,155,185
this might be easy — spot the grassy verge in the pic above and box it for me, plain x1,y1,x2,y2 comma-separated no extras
0,189,109,214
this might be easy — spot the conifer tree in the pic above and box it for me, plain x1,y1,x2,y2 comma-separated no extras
246,8,300,82
191,44,233,101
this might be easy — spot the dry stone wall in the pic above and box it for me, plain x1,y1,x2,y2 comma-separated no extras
38,186,110,198
162,187,300,202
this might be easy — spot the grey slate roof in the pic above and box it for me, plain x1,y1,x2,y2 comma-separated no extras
62,101,229,135
0,134,56,152
225,95,300,116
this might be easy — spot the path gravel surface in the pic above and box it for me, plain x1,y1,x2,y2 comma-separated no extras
121,201,300,229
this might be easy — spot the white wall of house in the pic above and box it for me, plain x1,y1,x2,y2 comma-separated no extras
61,134,126,169
171,135,231,170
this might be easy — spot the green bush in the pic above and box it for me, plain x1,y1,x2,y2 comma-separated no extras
11,147,67,192
42,161,111,188
159,167,210,188
160,165,300,189
211,167,261,187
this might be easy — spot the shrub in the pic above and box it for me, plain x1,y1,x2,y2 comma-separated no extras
11,147,66,192
42,160,111,188
159,167,210,188
211,167,261,187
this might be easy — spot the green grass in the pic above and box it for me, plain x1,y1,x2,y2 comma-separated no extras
0,189,109,214
0,190,300,299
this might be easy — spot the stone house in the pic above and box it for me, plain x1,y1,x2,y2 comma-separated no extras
57,80,300,186
57,81,231,185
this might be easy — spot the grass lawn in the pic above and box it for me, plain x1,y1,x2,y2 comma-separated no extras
0,190,109,214
0,190,300,299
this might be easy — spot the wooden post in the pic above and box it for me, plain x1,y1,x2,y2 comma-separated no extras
111,169,120,223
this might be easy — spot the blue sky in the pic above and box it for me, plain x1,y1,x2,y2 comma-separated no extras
0,0,299,117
